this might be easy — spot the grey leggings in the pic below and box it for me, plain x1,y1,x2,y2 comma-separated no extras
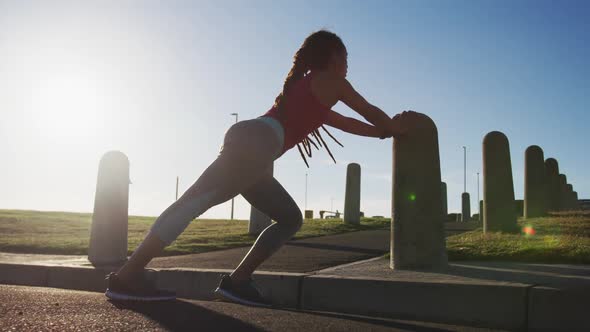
149,116,303,252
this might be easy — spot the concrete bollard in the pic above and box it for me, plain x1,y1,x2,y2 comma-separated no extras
544,158,561,212
391,112,447,270
249,164,274,235
479,200,483,222
573,191,579,210
524,145,546,218
441,182,448,218
558,174,568,211
461,192,471,222
566,184,575,210
482,131,518,233
344,163,361,224
446,213,459,222
88,151,131,266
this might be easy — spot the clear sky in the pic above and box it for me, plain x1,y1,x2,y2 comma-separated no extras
0,0,588,220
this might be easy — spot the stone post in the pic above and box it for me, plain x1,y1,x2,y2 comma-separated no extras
88,151,130,266
558,174,568,211
344,163,361,224
249,163,274,235
461,192,471,222
391,112,447,270
482,131,518,233
544,158,560,212
479,200,483,222
524,145,546,218
566,184,574,210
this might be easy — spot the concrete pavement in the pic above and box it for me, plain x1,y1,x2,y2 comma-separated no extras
0,284,505,332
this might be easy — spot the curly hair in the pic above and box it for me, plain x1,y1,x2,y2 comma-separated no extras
272,29,346,167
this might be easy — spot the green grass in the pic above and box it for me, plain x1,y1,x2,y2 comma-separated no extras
0,209,390,256
446,211,590,264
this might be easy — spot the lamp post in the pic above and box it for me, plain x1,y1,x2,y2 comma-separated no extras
230,113,238,220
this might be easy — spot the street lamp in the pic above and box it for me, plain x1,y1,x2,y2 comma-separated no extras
230,113,238,220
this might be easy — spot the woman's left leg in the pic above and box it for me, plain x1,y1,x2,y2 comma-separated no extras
230,169,303,282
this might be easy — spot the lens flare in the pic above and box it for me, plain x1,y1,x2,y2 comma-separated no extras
522,225,536,237
408,193,416,201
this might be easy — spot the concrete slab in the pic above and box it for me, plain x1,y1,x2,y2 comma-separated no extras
528,286,590,331
301,274,529,330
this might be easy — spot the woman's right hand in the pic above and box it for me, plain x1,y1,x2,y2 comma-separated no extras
388,111,411,139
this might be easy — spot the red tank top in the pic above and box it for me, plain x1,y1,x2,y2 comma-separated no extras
262,72,331,156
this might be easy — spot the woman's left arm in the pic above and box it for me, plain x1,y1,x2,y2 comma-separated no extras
324,109,389,138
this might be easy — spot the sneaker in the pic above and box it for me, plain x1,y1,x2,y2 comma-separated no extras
213,274,272,307
104,272,176,301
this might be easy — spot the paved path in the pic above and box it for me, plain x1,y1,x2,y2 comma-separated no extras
0,285,503,332
148,229,390,272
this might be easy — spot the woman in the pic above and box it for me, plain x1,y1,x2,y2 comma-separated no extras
104,29,406,307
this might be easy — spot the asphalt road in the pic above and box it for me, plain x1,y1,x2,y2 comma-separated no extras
0,285,503,332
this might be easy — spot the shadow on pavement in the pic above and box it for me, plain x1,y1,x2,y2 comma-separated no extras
274,307,455,332
109,299,265,332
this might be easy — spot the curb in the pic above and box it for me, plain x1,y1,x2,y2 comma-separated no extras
1,262,588,330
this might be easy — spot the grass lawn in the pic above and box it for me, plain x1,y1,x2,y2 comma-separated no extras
0,209,390,256
446,211,590,264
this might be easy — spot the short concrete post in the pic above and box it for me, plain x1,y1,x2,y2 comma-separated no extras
344,163,361,224
441,182,448,218
483,131,518,233
249,164,274,235
391,112,447,270
88,151,130,266
544,158,560,212
558,174,568,211
524,145,546,218
566,184,574,210
461,192,471,222
479,200,483,222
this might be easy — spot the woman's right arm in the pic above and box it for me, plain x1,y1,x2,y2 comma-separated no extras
337,77,394,133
